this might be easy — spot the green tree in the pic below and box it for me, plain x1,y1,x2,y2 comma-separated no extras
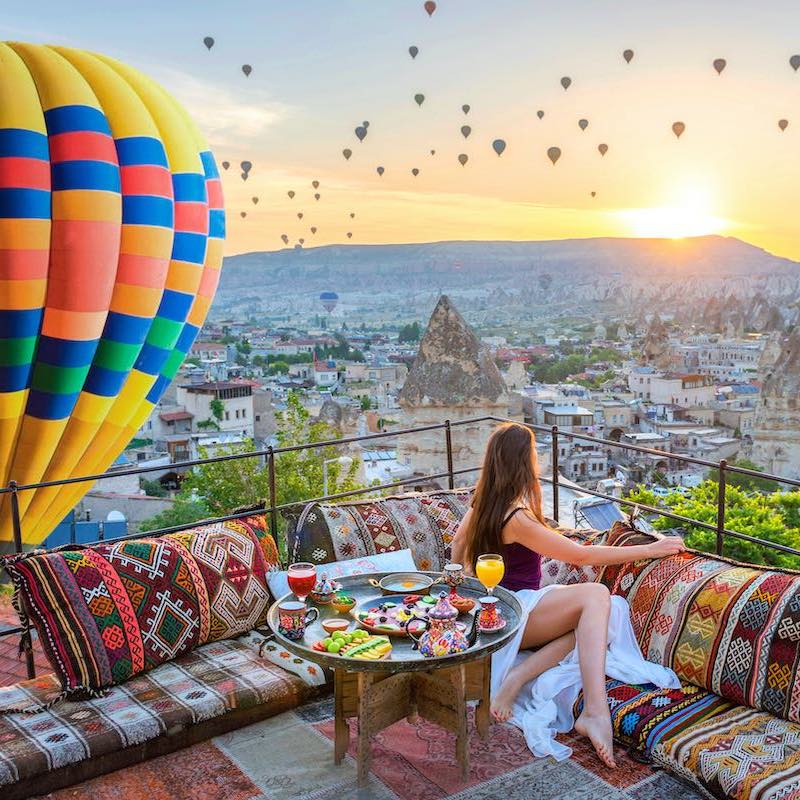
360,395,373,411
268,360,290,375
209,398,224,422
141,478,168,498
707,459,781,494
139,494,211,532
398,321,422,343
627,483,800,569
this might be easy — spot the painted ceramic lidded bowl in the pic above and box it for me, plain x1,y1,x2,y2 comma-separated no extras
405,591,477,657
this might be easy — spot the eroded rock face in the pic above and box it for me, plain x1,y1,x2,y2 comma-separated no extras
399,295,507,408
641,314,672,371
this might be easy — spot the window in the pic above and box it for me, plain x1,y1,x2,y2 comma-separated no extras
242,408,246,418
225,411,230,420
235,409,240,419
255,414,261,422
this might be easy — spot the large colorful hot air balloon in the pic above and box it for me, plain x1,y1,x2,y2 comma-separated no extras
319,291,339,313
0,43,225,545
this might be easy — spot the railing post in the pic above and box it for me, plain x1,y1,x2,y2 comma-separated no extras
716,459,727,556
9,482,35,679
444,419,455,490
551,426,560,524
267,446,278,545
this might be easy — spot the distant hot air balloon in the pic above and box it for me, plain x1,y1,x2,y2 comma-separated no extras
458,153,469,166
297,212,304,219
314,193,321,201
461,125,471,138
779,119,789,131
590,191,596,198
672,121,685,139
221,160,230,170
310,226,317,234
203,36,215,50
350,212,355,218
414,93,425,107
536,110,544,120
424,1,436,16
412,168,420,176
713,58,726,75
430,149,436,155
791,55,800,72
409,46,419,59
281,234,289,244
347,232,353,239
547,146,562,165
377,166,385,176
242,64,252,77
241,160,252,174
288,190,295,199
363,121,370,128
299,238,305,244
355,125,367,142
492,139,506,156
240,172,248,181
578,118,589,131
312,180,320,189
623,49,634,64
598,143,608,156
0,41,225,544
343,148,352,160
252,196,259,205
320,291,339,313
240,211,247,218
560,76,571,90
462,104,470,115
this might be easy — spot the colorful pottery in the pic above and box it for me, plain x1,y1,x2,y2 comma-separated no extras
277,601,319,641
477,596,506,632
450,595,476,614
309,572,339,605
331,593,356,613
442,563,465,596
406,592,478,657
322,618,351,634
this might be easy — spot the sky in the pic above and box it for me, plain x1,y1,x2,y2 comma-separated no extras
4,0,800,259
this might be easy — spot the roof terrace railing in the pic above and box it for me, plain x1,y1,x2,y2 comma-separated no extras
3,413,800,680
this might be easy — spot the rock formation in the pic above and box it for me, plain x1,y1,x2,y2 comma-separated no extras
640,314,672,371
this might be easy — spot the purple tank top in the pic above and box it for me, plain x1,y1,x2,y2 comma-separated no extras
499,508,542,592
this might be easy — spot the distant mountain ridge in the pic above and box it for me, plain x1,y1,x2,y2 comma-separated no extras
219,236,799,295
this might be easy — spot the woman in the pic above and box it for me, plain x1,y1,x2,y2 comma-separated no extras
451,422,684,768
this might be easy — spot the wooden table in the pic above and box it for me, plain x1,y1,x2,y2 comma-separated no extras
266,572,523,785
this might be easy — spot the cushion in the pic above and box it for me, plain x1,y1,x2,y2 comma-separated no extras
265,548,418,599
3,516,279,697
598,521,800,725
0,636,316,789
286,489,472,571
654,706,800,800
539,527,610,588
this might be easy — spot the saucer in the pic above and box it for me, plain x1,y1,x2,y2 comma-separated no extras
478,617,507,633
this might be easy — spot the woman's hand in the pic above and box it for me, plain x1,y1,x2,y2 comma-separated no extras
645,536,686,559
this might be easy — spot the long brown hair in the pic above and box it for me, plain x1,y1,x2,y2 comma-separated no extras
462,423,547,570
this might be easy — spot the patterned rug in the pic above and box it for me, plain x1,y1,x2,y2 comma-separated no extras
39,696,705,800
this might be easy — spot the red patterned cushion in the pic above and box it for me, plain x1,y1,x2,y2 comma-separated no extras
3,516,276,696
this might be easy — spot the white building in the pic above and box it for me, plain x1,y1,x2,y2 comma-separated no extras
176,380,255,437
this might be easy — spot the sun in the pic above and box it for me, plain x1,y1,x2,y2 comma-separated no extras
617,181,729,239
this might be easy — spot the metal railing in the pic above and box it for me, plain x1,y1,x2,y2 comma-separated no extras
3,413,800,680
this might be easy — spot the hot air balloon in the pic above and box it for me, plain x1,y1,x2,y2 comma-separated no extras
560,76,571,90
281,234,289,244
314,193,321,201
299,238,305,244
672,121,685,139
312,180,320,189
492,139,506,156
221,160,230,170
623,49,634,64
458,153,468,166
590,191,596,198
288,190,295,198
342,148,352,160
320,291,339,313
310,227,317,234
347,232,353,239
791,55,800,72
241,160,252,174
713,58,726,75
350,212,355,218
779,119,789,131
578,118,589,131
412,168,419,176
430,149,436,155
414,93,425,107
424,1,436,16
240,172,248,181
598,143,608,156
203,37,215,50
462,104,470,115
377,166,385,176
461,125,471,138
547,146,562,165
297,212,304,219
536,110,544,120
0,42,225,544
355,125,367,142
409,46,419,59
242,64,252,77
240,211,247,218
252,196,259,204
363,121,370,128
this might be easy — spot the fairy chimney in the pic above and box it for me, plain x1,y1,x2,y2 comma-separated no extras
398,295,519,482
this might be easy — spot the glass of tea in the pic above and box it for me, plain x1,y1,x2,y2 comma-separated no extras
287,562,317,602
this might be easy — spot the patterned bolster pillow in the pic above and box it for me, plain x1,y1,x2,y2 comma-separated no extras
2,517,278,709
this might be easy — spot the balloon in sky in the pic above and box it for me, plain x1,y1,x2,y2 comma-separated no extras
347,232,352,239
458,153,468,166
578,118,589,131
240,171,248,181
430,149,436,155
252,196,259,205
461,125,471,138
310,227,317,234
363,121,370,128
288,190,295,198
409,46,419,59
536,110,544,120
492,139,506,156
320,291,339,313
203,37,215,50
424,1,436,17
314,193,320,200
376,166,385,176
547,146,562,165
598,143,608,156
240,211,246,218
623,49,634,64
299,238,305,244
672,121,685,138
590,191,596,198
560,76,571,90
241,160,252,174
241,64,252,77
412,167,420,176
791,55,800,72
462,104,470,115
221,160,230,170
355,125,367,142
297,212,303,219
713,58,726,75
342,148,352,160
312,180,320,189
350,212,355,218
414,93,425,107
281,234,289,244
779,118,789,131
0,42,225,544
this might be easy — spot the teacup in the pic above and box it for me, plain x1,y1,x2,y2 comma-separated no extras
442,563,465,594
477,596,505,631
277,601,319,641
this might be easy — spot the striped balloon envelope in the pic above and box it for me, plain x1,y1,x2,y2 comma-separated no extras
0,43,225,545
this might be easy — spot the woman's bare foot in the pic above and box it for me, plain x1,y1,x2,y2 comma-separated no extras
490,676,522,722
574,710,616,768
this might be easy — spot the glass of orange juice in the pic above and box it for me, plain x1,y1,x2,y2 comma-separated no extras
476,554,505,596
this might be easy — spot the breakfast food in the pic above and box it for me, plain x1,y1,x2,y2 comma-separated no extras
450,595,476,613
311,630,392,660
355,597,433,635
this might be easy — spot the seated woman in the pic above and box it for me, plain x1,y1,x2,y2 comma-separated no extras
451,422,684,768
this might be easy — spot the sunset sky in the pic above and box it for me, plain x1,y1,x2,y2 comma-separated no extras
5,0,800,259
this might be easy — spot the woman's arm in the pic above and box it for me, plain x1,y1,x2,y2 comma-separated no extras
507,511,685,567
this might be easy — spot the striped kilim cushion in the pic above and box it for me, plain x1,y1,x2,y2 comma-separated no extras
3,515,278,700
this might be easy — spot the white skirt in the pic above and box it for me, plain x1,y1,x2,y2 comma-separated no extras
491,586,680,761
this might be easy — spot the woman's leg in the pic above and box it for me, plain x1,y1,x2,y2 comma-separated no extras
502,584,615,767
491,631,575,721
